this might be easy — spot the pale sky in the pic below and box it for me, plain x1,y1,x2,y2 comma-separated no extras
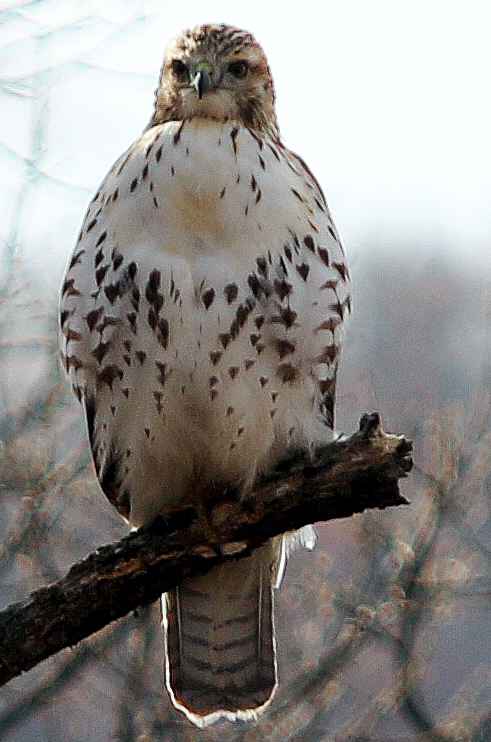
90,0,491,250
140,0,491,250
1,0,490,285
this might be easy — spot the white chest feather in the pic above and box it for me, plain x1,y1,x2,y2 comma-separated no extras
60,119,350,525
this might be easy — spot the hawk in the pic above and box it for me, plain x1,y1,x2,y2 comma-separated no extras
59,24,350,727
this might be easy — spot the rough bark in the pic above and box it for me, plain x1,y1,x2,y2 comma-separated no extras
0,413,412,687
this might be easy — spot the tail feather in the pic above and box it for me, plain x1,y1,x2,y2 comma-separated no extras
162,544,278,727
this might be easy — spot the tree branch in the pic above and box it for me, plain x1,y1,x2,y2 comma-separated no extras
0,412,412,687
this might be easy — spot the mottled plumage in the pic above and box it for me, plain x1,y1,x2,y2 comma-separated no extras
59,23,350,727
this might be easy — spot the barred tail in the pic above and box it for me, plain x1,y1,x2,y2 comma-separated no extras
162,543,278,727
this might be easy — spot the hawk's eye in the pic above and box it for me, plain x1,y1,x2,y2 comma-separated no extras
171,59,188,81
227,61,249,79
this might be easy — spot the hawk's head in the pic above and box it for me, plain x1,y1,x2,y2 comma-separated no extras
149,24,279,137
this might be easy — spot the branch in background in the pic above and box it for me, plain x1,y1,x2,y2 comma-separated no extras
0,412,412,688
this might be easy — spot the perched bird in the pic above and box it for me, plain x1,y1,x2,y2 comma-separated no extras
59,23,351,727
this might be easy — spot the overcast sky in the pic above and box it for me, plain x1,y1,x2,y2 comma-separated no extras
1,0,490,274
138,0,491,251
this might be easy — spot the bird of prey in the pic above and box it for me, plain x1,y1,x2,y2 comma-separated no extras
59,23,351,727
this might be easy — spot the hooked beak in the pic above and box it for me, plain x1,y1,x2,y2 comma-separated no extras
192,69,212,99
